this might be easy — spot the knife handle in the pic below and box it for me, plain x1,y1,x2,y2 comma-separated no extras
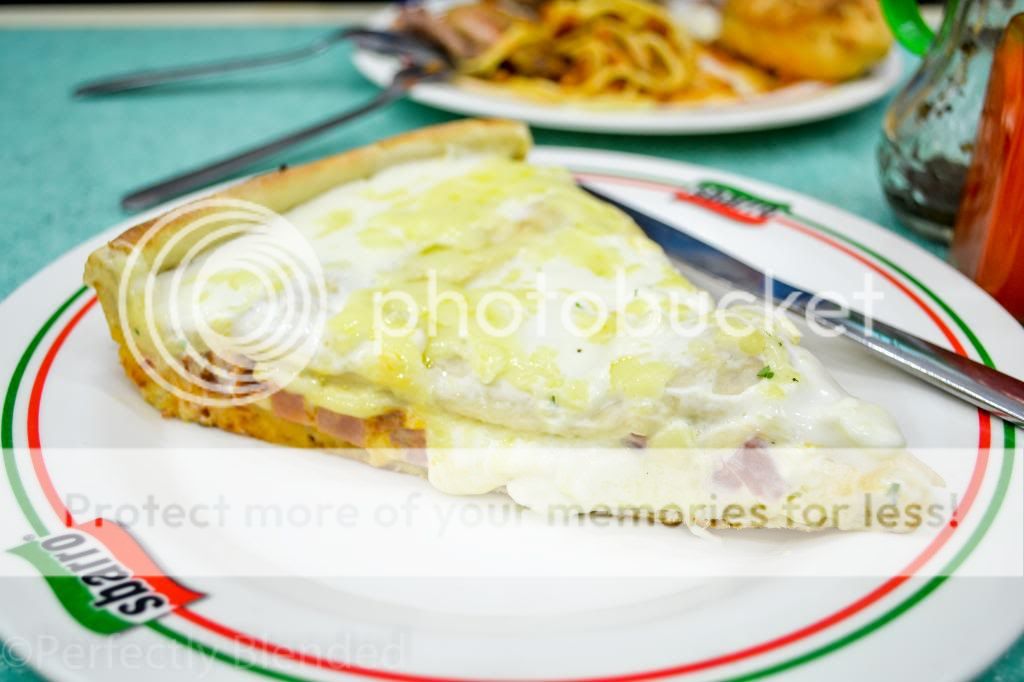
810,306,1024,427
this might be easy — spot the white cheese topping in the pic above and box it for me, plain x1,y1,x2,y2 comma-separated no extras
139,153,940,530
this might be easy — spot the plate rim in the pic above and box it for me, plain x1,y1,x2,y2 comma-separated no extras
0,148,1020,682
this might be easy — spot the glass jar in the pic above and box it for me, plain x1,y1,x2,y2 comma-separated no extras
877,0,1024,242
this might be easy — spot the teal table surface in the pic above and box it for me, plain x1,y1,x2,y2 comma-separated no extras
0,26,1021,681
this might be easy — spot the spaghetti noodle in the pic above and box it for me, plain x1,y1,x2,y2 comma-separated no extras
398,0,782,106
463,0,698,102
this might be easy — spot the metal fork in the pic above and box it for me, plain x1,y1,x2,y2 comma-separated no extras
120,61,450,212
73,30,453,211
73,28,437,97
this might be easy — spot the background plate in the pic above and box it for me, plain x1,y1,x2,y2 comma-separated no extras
352,4,904,135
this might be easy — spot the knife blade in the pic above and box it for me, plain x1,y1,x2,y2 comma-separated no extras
581,184,1024,428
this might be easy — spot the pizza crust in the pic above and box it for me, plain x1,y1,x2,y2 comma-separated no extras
82,118,940,532
83,118,531,463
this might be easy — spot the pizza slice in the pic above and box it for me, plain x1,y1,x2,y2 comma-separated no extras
85,119,942,531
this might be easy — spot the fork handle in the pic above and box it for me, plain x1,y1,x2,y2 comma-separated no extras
121,69,419,212
74,28,358,97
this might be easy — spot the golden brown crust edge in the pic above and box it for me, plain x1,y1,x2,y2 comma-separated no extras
86,118,530,281
83,119,532,460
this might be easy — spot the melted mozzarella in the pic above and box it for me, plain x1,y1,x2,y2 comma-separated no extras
141,152,941,529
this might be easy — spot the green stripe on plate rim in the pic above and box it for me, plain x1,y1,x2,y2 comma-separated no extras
8,539,134,635
0,175,1016,681
2,284,86,538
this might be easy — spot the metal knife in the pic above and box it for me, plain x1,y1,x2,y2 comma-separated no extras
581,184,1024,428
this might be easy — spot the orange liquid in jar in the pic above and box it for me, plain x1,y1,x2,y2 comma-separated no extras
951,15,1024,322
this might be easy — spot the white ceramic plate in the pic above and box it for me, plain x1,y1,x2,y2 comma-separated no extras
0,148,1021,682
352,5,904,134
